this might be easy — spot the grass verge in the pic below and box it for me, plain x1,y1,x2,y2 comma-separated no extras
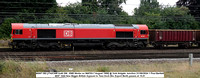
0,59,47,78
52,61,200,78
0,59,200,78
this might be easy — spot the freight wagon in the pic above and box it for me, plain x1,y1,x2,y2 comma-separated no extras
149,29,197,48
10,23,149,49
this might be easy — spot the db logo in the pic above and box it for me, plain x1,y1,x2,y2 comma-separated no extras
64,30,73,37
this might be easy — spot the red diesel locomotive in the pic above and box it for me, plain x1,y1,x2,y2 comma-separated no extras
10,23,149,49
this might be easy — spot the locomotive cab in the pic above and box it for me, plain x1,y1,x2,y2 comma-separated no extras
136,25,149,48
11,23,24,39
137,24,149,39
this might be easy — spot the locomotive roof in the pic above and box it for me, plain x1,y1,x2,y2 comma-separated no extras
11,23,147,29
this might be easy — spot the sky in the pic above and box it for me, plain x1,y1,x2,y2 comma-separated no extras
56,0,179,15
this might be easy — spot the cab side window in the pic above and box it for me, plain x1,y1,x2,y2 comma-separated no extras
140,30,147,34
13,29,23,35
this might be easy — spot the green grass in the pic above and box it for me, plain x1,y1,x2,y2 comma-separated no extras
0,59,200,78
52,62,200,78
0,59,47,78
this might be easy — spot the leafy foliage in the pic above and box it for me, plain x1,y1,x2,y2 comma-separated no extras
0,18,18,38
82,0,127,15
0,0,57,13
159,7,199,29
134,0,160,16
0,0,57,23
133,0,199,29
177,0,200,17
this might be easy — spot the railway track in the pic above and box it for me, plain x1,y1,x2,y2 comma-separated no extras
2,53,200,61
0,47,200,61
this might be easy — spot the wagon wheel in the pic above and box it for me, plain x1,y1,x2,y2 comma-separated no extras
178,44,183,48
184,44,190,49
198,43,200,47
154,44,163,49
178,44,190,49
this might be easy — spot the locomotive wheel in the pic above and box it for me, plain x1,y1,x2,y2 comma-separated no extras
107,42,119,50
137,42,145,49
11,45,16,51
108,44,117,50
139,45,145,49
50,45,59,50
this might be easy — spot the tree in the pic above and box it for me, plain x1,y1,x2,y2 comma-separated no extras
133,0,199,29
63,2,130,24
177,0,200,17
0,0,57,13
133,0,161,28
82,0,98,12
98,0,126,15
0,0,57,23
159,7,199,29
0,18,18,38
82,0,127,15
134,0,160,16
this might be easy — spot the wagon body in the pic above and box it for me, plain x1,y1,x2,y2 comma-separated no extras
149,29,196,48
